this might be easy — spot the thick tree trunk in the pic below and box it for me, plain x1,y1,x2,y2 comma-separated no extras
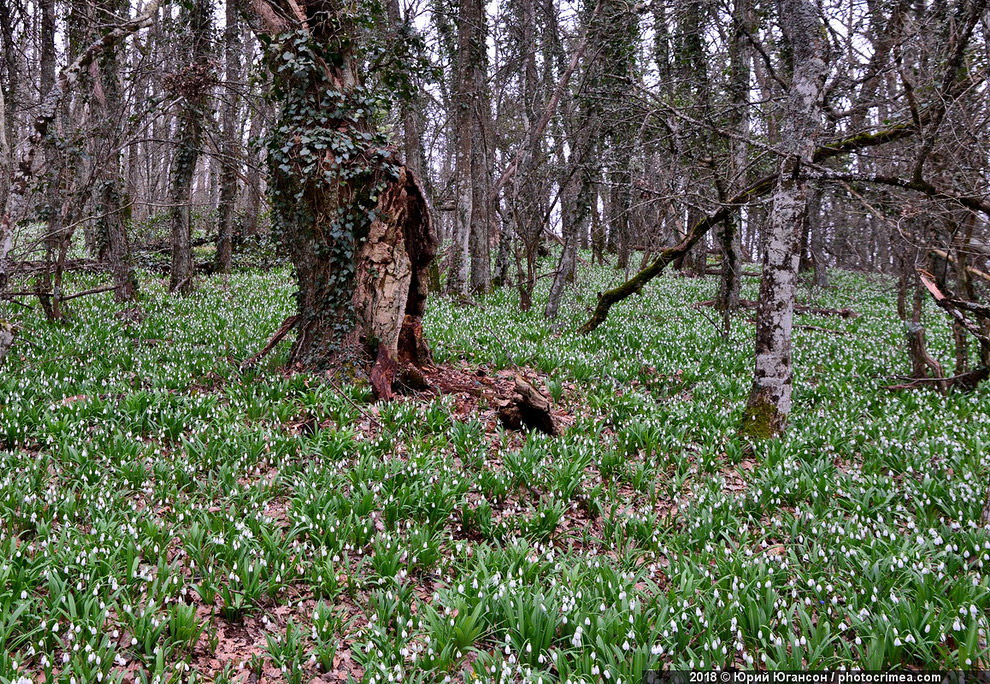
244,1,437,388
93,0,139,303
740,0,828,439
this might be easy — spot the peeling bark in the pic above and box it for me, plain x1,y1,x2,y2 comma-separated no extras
242,1,438,395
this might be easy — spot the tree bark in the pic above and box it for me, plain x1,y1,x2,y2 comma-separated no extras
215,2,244,274
168,0,211,294
446,0,481,296
739,0,828,439
92,0,139,303
240,0,437,386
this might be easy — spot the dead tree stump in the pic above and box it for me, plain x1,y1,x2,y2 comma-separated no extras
497,375,558,436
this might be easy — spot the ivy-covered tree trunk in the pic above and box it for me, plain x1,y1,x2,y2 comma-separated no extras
167,0,212,295
739,0,828,439
242,0,436,388
93,0,139,303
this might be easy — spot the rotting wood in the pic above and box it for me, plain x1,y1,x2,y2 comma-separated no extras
370,342,399,401
497,375,558,436
0,319,16,367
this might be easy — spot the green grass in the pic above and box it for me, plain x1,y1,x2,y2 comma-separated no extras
0,263,988,681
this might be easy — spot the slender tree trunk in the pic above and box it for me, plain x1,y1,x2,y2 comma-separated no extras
215,2,243,274
37,0,60,320
468,0,492,294
740,0,828,439
447,0,480,295
717,0,751,324
0,1,18,212
168,0,211,294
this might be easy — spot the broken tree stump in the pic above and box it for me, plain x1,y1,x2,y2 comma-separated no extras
0,320,17,368
497,375,558,436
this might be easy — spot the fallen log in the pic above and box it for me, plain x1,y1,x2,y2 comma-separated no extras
695,298,859,319
703,268,761,278
741,317,854,335
2,283,120,301
497,375,558,436
15,258,106,275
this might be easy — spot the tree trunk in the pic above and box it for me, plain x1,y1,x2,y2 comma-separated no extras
243,1,438,386
740,0,828,439
468,0,493,295
93,0,139,303
447,0,481,296
168,0,211,294
215,2,243,274
716,0,751,325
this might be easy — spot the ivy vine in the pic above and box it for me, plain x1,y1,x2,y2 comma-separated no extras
265,29,400,347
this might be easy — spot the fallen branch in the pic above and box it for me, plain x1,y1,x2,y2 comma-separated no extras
239,314,298,370
695,298,859,319
703,267,761,278
884,367,988,393
2,284,119,301
930,248,990,285
15,259,106,275
795,324,854,335
918,270,990,344
325,368,383,430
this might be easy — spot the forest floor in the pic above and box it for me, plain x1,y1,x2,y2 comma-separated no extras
0,260,988,682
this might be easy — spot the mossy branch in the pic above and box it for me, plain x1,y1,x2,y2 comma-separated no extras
577,120,919,335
